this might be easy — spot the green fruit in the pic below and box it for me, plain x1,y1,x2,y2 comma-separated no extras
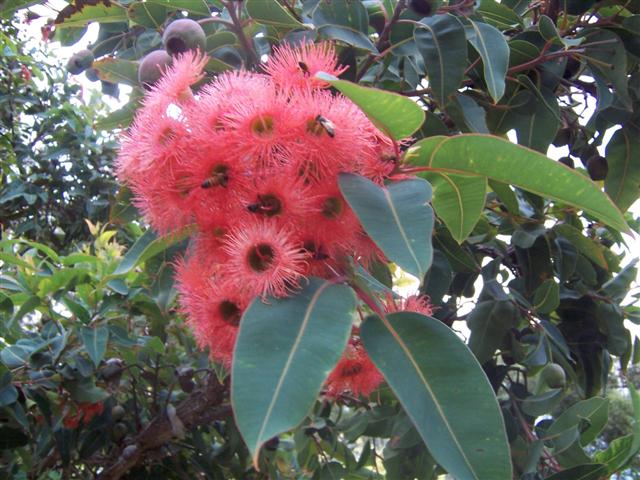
541,363,566,389
111,405,126,421
66,49,94,75
162,19,206,56
138,50,173,88
558,156,575,169
112,422,128,441
587,155,608,181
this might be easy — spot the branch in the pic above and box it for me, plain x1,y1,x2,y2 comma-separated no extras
356,0,406,81
96,374,229,480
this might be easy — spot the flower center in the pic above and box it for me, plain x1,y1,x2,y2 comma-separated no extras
251,114,274,136
247,243,275,272
201,164,229,188
247,193,282,217
341,364,363,377
218,300,241,326
321,196,343,219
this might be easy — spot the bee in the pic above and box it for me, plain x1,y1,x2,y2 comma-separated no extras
247,194,282,216
200,172,228,189
298,61,310,75
315,115,335,138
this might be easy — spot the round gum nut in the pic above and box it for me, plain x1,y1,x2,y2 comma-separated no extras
66,49,95,75
162,19,206,56
138,49,173,88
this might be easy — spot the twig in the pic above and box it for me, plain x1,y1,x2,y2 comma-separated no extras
96,374,228,480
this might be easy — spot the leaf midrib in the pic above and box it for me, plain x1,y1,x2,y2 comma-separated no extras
376,314,480,480
252,282,331,463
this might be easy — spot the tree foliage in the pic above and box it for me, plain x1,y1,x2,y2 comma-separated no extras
1,1,640,479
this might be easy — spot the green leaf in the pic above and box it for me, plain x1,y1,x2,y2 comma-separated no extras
419,172,486,242
315,74,425,140
406,134,628,232
467,300,518,363
0,345,31,369
605,128,640,212
65,378,109,403
414,14,467,106
93,58,138,86
533,279,560,314
56,4,127,27
553,224,607,270
313,0,376,52
144,0,210,16
109,225,194,278
510,85,560,153
546,397,609,448
246,0,303,28
361,312,512,480
127,2,166,28
478,0,522,30
80,326,109,368
466,20,510,102
339,174,434,279
521,389,564,416
232,278,356,468
545,464,608,480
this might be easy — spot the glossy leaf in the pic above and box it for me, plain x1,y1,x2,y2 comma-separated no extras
414,14,467,106
246,0,303,28
466,20,510,102
339,173,434,279
145,0,209,16
406,134,628,232
533,279,560,314
467,300,517,363
420,172,486,243
546,397,609,448
93,58,138,86
361,312,512,480
317,73,425,140
109,225,194,277
56,4,127,27
605,128,640,212
232,278,356,468
312,0,376,52
478,0,522,30
80,326,109,368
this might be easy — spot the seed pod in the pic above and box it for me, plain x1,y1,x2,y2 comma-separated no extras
587,155,608,181
66,49,94,75
111,405,126,421
138,50,173,88
162,19,206,56
409,0,437,16
540,363,566,389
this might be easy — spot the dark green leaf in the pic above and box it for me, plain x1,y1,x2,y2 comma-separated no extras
533,279,560,314
80,326,109,368
313,0,376,52
145,0,209,16
545,464,608,480
521,389,564,416
467,300,517,363
56,4,127,27
232,278,356,468
93,58,138,86
361,312,512,480
339,174,434,279
414,14,467,106
466,20,510,102
605,128,640,212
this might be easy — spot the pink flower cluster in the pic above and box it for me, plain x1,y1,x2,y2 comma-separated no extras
117,43,430,398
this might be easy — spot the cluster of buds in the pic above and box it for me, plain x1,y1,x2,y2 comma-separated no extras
117,42,431,398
